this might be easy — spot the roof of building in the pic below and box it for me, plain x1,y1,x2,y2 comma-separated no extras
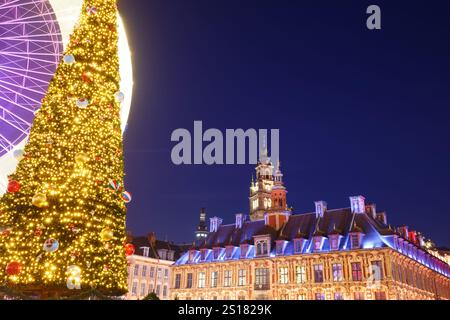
191,207,394,252
129,233,190,261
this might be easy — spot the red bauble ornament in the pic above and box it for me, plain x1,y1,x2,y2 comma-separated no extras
7,180,20,193
6,261,22,276
1,229,11,237
124,243,135,256
81,71,92,83
34,228,43,237
69,224,80,233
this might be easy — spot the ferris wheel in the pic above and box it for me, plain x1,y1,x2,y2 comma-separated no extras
0,0,62,158
0,0,133,194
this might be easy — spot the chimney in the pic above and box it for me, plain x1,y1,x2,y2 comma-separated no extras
147,232,157,246
350,196,365,214
314,201,327,218
376,212,388,225
365,203,377,219
235,213,245,229
409,231,417,244
209,217,223,233
417,233,425,247
398,226,409,240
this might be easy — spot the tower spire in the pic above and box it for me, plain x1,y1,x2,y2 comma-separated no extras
195,208,208,240
259,134,269,163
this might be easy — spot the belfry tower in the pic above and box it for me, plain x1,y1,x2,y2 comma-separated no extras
249,143,274,221
266,160,291,230
271,161,288,211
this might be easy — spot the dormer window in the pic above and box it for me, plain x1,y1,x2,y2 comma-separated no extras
200,249,208,261
141,247,150,257
294,239,304,254
213,247,221,260
330,235,340,251
225,246,234,259
158,249,168,260
313,236,324,252
188,250,197,263
255,239,269,257
167,250,175,261
240,244,249,258
276,241,286,256
350,234,361,249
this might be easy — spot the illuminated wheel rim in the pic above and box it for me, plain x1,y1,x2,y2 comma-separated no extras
0,0,62,158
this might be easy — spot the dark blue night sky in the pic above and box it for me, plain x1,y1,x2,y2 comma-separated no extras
119,0,450,246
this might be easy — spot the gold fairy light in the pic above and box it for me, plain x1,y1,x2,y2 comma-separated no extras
0,0,129,296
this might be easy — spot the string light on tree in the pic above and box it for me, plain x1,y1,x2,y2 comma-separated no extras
0,0,129,297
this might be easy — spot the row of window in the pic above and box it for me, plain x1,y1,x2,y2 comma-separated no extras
131,281,168,298
131,264,169,280
288,261,382,284
193,234,363,262
391,262,449,298
140,247,175,261
175,270,249,289
283,291,386,300
179,292,387,301
251,198,272,210
174,261,383,289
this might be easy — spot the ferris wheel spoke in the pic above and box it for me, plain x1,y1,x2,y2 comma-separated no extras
0,94,38,114
0,0,22,10
0,11,58,25
0,34,61,41
0,105,32,135
0,82,41,105
0,16,59,25
0,65,56,80
0,51,61,58
0,78,48,96
0,53,59,76
0,0,50,12
0,131,16,151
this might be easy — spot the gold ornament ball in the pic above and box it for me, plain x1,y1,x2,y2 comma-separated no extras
32,193,48,208
100,227,114,242
75,152,90,165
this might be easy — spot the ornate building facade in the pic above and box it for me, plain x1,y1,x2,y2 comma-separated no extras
170,153,450,300
125,233,188,300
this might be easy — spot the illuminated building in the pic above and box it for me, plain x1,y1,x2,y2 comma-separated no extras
126,233,188,300
170,152,450,300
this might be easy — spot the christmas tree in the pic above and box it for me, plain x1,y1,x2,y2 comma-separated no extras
0,0,130,298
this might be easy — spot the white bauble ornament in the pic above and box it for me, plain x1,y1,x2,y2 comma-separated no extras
63,54,75,64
